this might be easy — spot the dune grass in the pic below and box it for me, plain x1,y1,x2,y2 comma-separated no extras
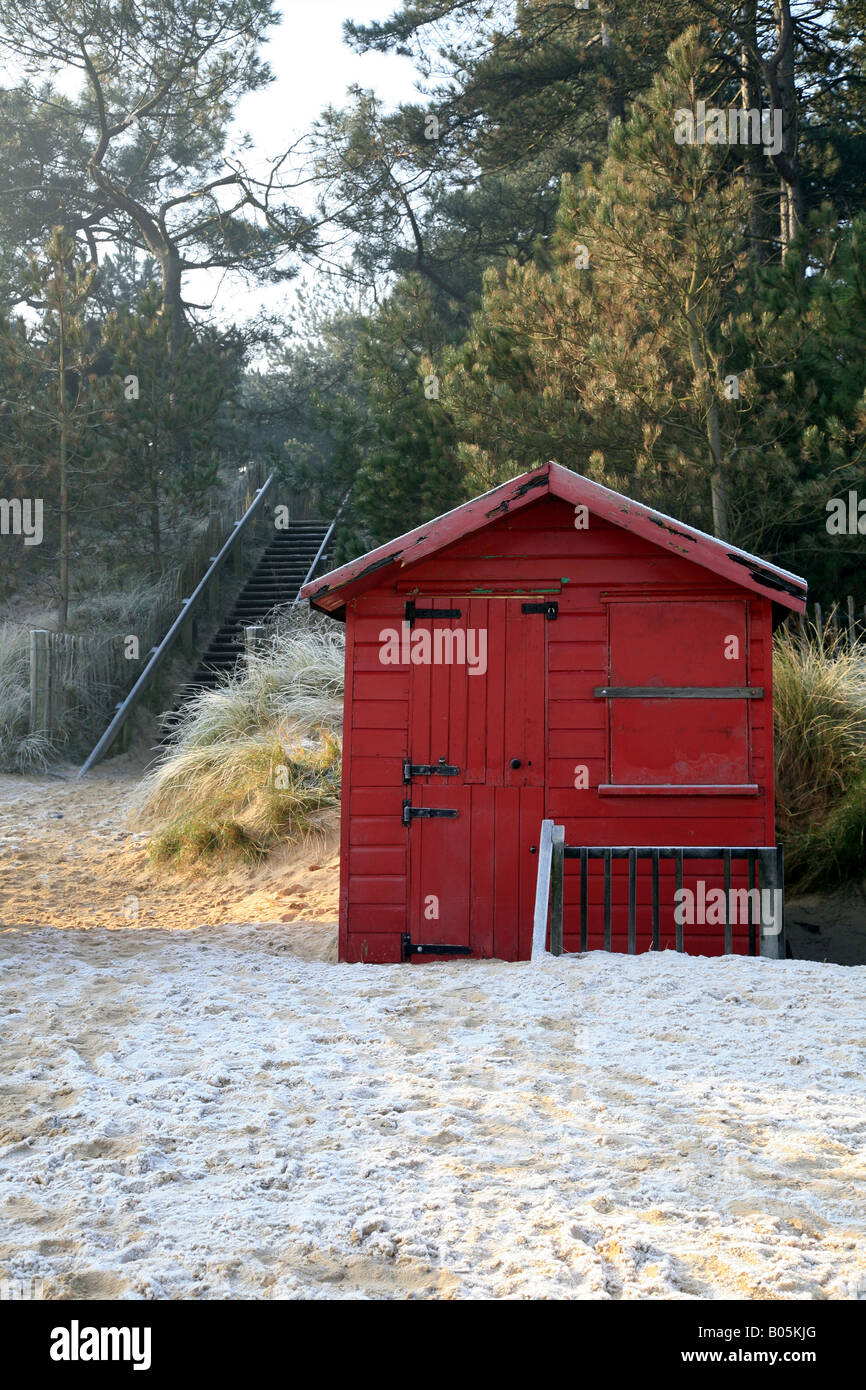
67,575,180,636
774,619,866,891
0,624,52,772
139,620,344,864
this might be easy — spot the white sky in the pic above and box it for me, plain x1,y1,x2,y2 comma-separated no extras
204,1,422,330
236,1,418,157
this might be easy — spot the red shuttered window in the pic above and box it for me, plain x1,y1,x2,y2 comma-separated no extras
600,601,758,791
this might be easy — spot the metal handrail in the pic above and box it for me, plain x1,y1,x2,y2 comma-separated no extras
292,488,352,607
76,474,275,777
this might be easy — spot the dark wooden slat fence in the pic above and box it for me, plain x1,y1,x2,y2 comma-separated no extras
28,463,271,751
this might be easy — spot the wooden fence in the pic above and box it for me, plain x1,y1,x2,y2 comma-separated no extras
783,597,866,646
28,462,271,746
177,462,270,607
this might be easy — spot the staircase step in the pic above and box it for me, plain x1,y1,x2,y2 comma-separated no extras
170,523,334,712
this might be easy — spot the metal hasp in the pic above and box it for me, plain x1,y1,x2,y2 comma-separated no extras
401,801,459,826
404,600,462,627
401,934,472,961
521,601,558,619
403,756,460,783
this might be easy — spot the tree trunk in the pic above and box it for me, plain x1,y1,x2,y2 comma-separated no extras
767,0,807,265
159,245,192,501
685,293,730,542
739,1,767,263
160,247,185,360
57,300,70,632
149,456,162,575
600,7,625,137
707,397,730,542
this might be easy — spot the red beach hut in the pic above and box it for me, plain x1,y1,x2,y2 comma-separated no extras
302,463,807,962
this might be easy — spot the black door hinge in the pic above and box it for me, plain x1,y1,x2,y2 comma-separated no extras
401,933,472,961
402,800,459,826
521,601,558,620
403,756,460,783
405,600,462,627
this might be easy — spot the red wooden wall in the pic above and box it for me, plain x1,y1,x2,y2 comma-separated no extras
339,495,775,962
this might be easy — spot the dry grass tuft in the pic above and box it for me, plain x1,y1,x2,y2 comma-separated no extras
0,624,52,771
139,623,344,863
774,619,866,889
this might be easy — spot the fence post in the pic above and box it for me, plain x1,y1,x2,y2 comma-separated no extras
814,601,823,644
550,825,565,956
29,629,51,736
47,633,59,736
531,819,554,961
245,625,265,658
759,848,783,959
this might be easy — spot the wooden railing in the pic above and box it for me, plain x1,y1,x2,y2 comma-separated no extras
787,598,865,645
532,821,785,960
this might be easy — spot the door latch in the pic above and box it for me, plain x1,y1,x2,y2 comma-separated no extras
402,801,459,826
521,601,558,620
401,934,472,961
403,756,460,783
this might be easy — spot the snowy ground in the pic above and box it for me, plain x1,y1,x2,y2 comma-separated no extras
1,922,865,1300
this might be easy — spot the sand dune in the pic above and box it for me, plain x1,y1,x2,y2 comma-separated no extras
0,766,339,933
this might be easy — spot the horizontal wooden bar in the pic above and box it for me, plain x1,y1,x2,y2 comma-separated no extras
395,582,562,595
598,784,760,796
594,686,763,699
562,846,777,860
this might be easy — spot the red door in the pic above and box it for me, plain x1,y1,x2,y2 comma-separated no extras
404,597,546,960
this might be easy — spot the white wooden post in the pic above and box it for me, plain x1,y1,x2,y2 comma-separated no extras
531,819,555,961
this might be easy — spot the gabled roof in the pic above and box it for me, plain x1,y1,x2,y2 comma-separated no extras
302,462,807,617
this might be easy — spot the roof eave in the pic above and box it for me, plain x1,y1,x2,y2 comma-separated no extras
303,462,807,616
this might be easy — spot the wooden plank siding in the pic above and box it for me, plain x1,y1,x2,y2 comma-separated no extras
337,492,783,961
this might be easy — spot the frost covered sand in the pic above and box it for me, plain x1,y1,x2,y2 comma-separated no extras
1,923,865,1300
